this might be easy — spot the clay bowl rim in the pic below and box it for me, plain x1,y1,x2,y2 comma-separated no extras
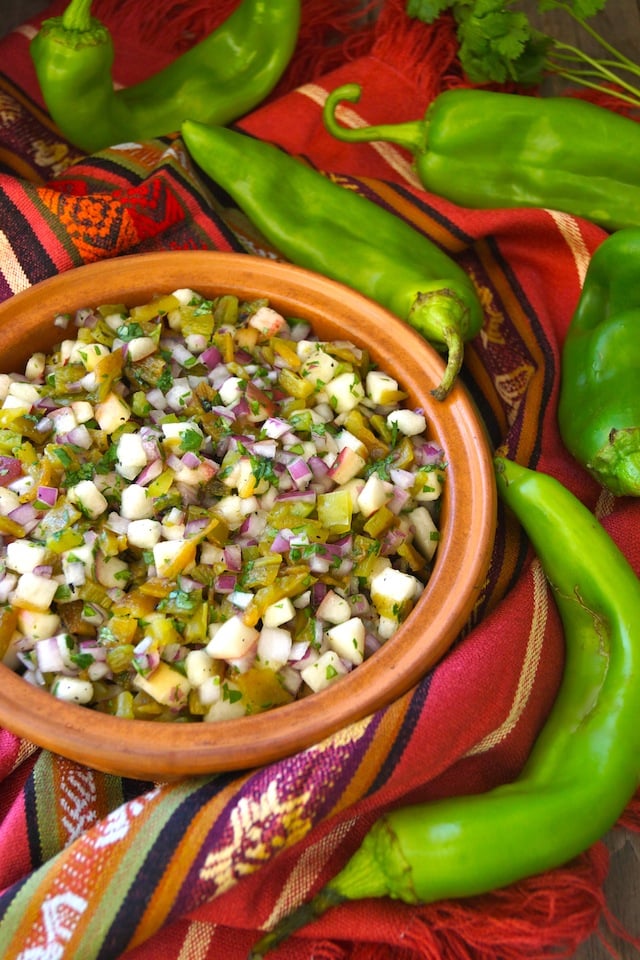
0,251,496,779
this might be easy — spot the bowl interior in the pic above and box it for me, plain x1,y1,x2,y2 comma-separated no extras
0,251,496,778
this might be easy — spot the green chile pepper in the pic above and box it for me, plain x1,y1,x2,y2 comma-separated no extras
322,84,640,232
249,457,640,957
30,0,300,154
558,228,640,496
181,120,484,400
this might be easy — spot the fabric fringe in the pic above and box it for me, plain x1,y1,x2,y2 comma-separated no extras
371,0,463,102
619,790,640,832
274,0,382,94
401,844,612,960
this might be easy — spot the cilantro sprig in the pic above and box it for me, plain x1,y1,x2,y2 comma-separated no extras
406,0,640,109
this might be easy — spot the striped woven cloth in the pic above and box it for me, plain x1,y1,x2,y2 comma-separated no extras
0,1,638,958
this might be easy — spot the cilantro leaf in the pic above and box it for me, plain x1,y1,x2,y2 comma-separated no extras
406,0,457,21
455,0,548,84
405,0,640,108
179,427,203,452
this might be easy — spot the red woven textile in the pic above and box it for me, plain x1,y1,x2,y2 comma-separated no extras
0,1,637,958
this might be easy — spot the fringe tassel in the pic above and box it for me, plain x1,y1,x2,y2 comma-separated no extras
275,0,382,94
401,844,611,960
619,790,640,832
370,0,464,102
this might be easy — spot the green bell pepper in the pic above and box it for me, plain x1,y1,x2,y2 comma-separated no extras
558,228,640,496
322,84,640,232
30,0,300,154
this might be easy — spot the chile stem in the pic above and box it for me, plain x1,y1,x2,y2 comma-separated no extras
61,0,93,32
323,83,428,152
408,290,467,400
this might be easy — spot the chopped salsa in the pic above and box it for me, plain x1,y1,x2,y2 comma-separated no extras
0,288,445,721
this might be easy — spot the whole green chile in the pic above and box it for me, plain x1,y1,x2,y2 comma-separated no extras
558,228,640,496
248,458,640,957
322,84,640,232
181,119,484,400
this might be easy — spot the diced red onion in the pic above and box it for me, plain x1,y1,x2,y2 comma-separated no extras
177,576,205,592
364,632,383,656
270,529,293,554
184,517,209,536
349,593,370,617
79,641,107,660
8,503,39,531
387,487,411,514
214,573,237,593
36,485,58,507
380,528,408,556
308,456,329,478
233,398,250,419
75,307,97,328
250,439,277,458
105,512,129,535
166,453,183,472
181,451,201,470
239,514,266,539
136,459,163,486
415,441,445,466
288,640,310,662
308,553,331,573
311,582,328,609
325,535,352,557
200,345,222,370
234,349,253,364
262,417,290,439
224,545,242,572
171,344,196,368
389,467,415,489
288,321,312,341
287,457,313,489
146,388,168,410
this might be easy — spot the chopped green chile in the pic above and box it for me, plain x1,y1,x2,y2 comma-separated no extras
0,288,445,721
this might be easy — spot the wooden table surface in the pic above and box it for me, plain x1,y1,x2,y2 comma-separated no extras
0,1,639,958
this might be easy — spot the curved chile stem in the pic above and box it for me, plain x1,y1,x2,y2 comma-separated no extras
407,289,468,401
323,83,428,154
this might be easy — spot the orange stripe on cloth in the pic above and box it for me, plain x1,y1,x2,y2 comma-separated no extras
30,753,124,863
129,773,252,949
0,147,45,184
0,783,166,956
358,176,473,254
297,82,423,191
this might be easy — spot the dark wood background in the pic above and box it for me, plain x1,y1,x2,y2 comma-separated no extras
0,2,639,958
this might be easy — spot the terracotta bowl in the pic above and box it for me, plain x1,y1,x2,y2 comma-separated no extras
0,251,496,779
